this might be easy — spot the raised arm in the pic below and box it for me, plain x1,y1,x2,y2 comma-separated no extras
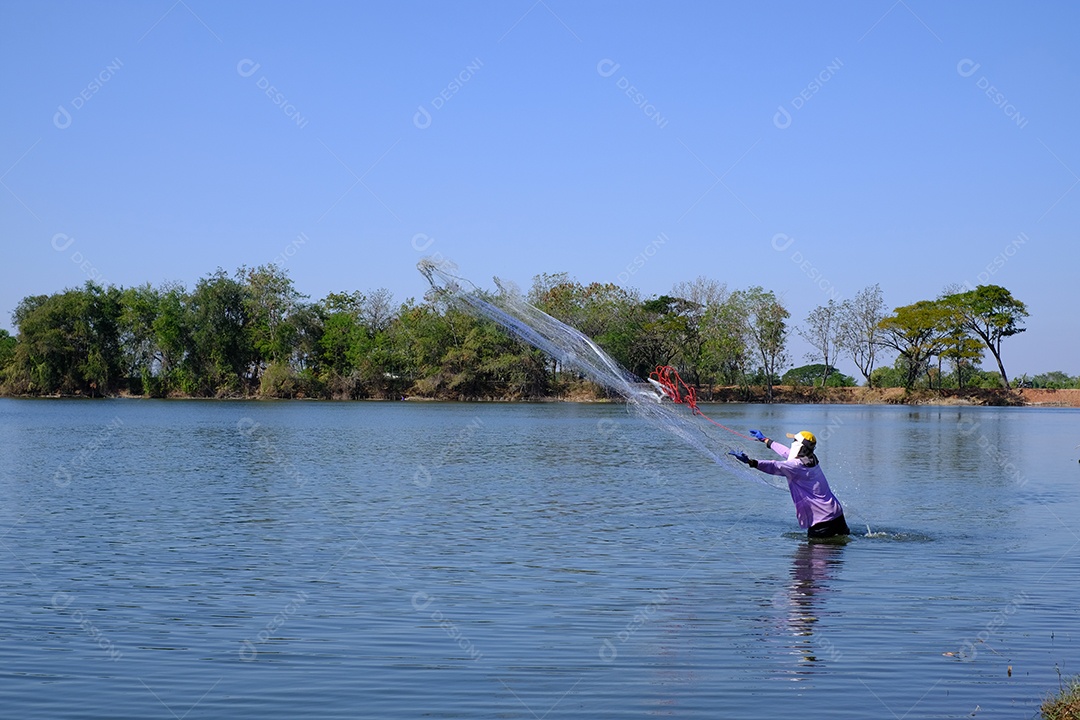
766,439,789,458
749,429,789,459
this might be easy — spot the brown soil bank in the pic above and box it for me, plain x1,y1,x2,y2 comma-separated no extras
704,386,1080,407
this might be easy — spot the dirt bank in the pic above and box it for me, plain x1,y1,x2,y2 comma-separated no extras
703,386,1080,407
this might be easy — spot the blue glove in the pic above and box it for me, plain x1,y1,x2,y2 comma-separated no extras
728,450,751,464
749,430,766,442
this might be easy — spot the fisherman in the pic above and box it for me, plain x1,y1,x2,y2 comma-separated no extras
729,430,851,540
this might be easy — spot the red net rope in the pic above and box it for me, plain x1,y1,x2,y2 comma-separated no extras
648,365,752,441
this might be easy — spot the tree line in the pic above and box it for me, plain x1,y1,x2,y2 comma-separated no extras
0,264,1057,400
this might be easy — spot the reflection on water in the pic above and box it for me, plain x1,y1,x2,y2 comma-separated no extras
770,541,845,678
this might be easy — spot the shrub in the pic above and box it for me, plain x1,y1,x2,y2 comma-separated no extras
1041,673,1080,720
258,362,297,398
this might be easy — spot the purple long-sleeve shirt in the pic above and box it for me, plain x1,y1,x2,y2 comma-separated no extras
755,441,844,529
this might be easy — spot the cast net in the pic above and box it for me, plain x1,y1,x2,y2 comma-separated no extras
417,257,784,490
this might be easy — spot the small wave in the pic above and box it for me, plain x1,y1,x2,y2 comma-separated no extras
857,525,934,542
782,526,933,543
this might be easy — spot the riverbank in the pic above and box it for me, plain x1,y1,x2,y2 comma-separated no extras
516,385,1080,407
5,386,1079,407
703,386,1080,407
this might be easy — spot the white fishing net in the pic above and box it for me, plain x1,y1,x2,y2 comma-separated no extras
418,257,784,490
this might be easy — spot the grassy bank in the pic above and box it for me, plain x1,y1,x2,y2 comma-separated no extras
1041,674,1080,719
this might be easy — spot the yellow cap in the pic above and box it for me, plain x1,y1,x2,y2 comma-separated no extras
786,430,817,445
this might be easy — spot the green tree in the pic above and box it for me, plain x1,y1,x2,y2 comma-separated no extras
1032,371,1076,389
395,301,457,397
0,329,17,386
699,294,749,387
9,294,62,393
151,282,189,395
317,289,413,399
782,364,855,387
318,291,365,381
183,270,252,396
877,300,950,390
869,363,905,388
670,276,729,387
242,264,306,379
9,283,123,395
525,274,570,381
628,295,696,379
345,288,405,399
967,369,1003,389
736,287,789,402
438,316,520,399
530,278,641,382
119,283,164,394
941,285,1027,388
937,308,984,390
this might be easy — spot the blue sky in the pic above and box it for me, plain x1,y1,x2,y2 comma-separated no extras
2,1,1077,378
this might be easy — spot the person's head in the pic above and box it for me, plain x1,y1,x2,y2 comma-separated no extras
786,431,817,462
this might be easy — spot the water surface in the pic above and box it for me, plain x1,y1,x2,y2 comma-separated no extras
1,399,1077,718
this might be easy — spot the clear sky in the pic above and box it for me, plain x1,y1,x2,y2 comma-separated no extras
2,1,1077,378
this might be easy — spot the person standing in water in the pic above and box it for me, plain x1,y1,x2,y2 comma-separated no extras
729,430,851,540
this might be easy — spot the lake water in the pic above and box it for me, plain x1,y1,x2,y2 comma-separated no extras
1,398,1078,718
